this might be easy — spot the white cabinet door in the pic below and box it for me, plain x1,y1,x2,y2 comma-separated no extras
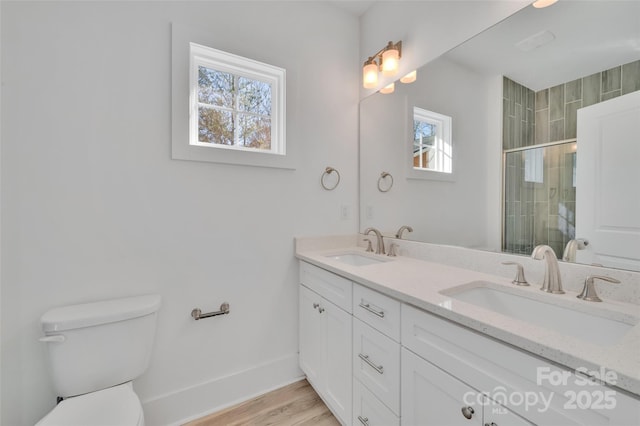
402,348,482,426
299,284,352,425
299,284,324,390
324,297,353,424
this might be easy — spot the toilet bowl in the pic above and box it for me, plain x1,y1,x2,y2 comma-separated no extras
37,295,161,426
36,383,144,426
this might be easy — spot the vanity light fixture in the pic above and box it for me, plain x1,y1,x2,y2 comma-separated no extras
379,82,395,94
362,40,403,89
532,0,558,8
400,70,417,84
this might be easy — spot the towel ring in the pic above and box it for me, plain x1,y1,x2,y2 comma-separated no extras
377,171,394,192
321,167,340,190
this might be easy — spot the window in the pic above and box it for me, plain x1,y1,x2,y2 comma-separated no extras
190,43,285,155
412,107,452,174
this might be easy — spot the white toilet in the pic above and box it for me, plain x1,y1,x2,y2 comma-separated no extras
36,294,162,426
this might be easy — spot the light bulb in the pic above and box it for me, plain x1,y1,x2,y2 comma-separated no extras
379,83,395,94
532,0,558,8
381,48,400,76
400,70,417,84
363,62,378,89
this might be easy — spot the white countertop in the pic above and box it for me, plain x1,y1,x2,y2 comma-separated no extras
295,242,640,397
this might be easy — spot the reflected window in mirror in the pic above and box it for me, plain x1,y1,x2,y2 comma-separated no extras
413,107,452,173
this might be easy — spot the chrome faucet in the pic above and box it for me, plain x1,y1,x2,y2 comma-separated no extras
577,275,621,302
531,245,565,294
562,238,588,262
364,227,385,255
395,225,413,239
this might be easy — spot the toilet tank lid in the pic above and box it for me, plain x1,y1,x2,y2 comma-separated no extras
41,294,162,333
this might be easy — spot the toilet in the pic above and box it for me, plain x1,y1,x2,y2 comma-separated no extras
36,294,162,426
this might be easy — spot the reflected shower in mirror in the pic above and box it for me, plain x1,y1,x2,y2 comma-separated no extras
359,0,640,271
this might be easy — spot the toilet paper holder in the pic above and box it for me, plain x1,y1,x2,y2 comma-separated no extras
191,302,230,320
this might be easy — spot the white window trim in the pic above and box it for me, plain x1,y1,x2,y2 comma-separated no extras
189,43,285,156
407,107,455,182
171,23,294,169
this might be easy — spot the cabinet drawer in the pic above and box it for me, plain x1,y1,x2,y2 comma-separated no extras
300,261,352,312
353,318,400,415
353,378,399,426
353,283,401,342
401,304,640,426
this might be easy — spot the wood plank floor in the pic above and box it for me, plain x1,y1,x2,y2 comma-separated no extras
184,379,340,426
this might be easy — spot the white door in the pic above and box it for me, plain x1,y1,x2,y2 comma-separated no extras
576,90,640,270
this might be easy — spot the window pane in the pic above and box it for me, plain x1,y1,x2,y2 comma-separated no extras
237,113,271,150
414,121,436,146
198,66,233,107
198,107,233,145
237,77,272,116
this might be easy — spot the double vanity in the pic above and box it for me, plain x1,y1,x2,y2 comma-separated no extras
295,235,640,426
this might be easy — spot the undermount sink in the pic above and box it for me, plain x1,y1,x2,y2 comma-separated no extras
325,253,388,266
442,282,637,346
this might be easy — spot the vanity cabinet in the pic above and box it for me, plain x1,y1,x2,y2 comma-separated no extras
299,263,352,425
298,260,640,426
402,303,640,426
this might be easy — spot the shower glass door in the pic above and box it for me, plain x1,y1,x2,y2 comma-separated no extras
503,141,577,257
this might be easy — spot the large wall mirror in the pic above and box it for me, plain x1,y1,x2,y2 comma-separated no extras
360,1,640,271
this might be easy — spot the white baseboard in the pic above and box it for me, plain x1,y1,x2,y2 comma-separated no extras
142,353,303,426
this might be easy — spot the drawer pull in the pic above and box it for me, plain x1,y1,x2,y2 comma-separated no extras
359,302,385,318
357,416,370,426
358,353,384,374
461,406,475,419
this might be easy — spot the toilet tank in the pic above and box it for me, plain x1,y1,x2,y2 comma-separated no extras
40,294,161,398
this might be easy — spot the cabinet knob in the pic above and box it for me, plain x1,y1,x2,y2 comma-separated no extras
313,303,319,309
318,307,325,314
484,423,498,426
461,406,475,419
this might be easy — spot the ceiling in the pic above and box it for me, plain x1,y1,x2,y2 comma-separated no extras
329,0,375,17
445,1,640,91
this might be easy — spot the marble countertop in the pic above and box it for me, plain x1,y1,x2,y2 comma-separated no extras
295,239,640,397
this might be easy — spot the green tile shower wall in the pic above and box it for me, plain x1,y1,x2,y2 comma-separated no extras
502,59,640,256
504,59,640,149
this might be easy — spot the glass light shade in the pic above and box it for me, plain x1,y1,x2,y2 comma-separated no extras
400,70,417,84
381,48,400,76
532,0,558,8
363,62,379,89
379,83,395,94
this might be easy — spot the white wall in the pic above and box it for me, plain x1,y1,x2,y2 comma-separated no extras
360,56,501,249
359,0,529,98
0,1,359,424
0,1,535,424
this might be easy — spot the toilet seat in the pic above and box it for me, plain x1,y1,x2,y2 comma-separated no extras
36,382,144,426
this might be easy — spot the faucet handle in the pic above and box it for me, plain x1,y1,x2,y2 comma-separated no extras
363,238,374,253
501,261,530,286
577,275,621,302
387,243,399,257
